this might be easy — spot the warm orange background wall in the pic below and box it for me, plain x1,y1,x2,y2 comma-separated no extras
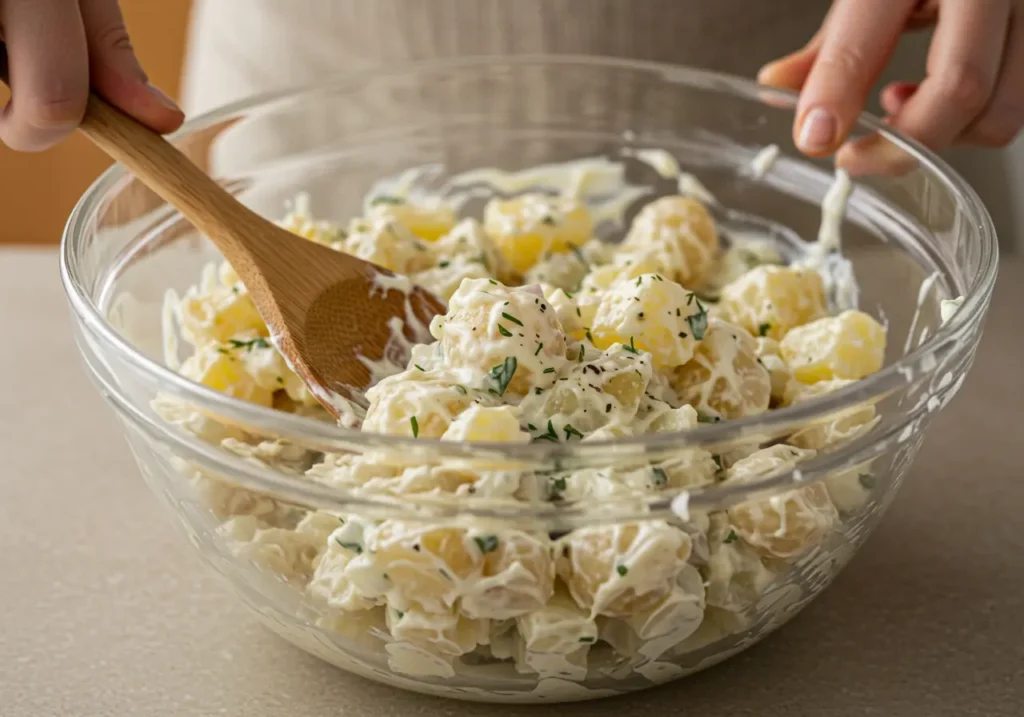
0,0,192,245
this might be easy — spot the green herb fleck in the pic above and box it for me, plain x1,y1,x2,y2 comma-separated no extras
454,385,468,395
859,473,877,490
410,416,420,438
276,376,285,385
216,347,229,355
564,424,584,440
578,345,586,363
414,364,425,371
651,466,668,487
370,195,404,206
335,537,363,554
535,342,544,356
616,565,629,577
228,337,271,352
697,412,720,424
758,322,772,337
543,367,556,374
438,260,451,269
534,420,560,443
489,356,518,397
502,312,524,327
571,245,588,267
623,336,640,354
712,454,723,470
579,636,596,643
541,215,556,226
585,328,594,343
724,530,739,544
497,324,513,337
686,298,709,340
474,535,499,554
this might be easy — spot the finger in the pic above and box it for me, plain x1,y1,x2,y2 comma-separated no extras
961,11,1024,147
758,33,823,91
880,81,919,115
0,0,89,151
889,0,1011,150
79,0,184,134
794,0,919,156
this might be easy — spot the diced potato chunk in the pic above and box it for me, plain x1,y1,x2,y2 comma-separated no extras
719,265,827,340
622,195,720,286
483,193,593,273
780,310,886,384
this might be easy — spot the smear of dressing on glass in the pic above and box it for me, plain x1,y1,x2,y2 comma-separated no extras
940,296,964,324
793,169,858,312
903,270,941,355
745,144,780,180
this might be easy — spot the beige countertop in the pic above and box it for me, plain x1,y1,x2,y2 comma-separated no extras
2,248,1022,716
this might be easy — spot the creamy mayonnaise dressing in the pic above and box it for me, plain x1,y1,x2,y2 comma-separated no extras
157,144,900,699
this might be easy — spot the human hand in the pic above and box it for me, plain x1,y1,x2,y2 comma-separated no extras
0,0,185,151
759,0,1023,159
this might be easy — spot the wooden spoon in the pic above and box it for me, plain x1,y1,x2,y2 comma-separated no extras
0,56,445,418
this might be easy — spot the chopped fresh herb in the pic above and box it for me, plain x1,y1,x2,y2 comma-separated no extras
502,312,524,327
579,636,596,643
497,324,513,337
859,473,877,490
636,275,643,287
578,345,586,363
335,537,363,554
623,336,640,354
527,423,537,431
616,565,629,577
687,298,709,340
216,347,229,355
724,530,739,544
551,476,567,494
410,416,420,438
697,412,721,424
712,454,723,470
488,278,498,285
534,387,544,395
543,367,556,374
439,568,451,580
541,215,556,226
370,195,404,205
474,535,499,554
534,420,560,443
535,342,544,356
438,260,451,269
454,385,468,395
228,337,271,352
414,364,425,372
231,286,240,294
571,245,588,267
651,466,668,487
489,356,518,397
585,328,594,343
396,611,405,619
564,424,584,440
276,376,285,385
575,307,582,318
758,322,772,337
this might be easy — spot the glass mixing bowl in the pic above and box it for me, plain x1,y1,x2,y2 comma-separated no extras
61,56,998,703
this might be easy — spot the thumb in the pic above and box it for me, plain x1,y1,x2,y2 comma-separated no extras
80,0,184,134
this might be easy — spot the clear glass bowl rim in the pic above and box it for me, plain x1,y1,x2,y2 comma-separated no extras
60,54,998,516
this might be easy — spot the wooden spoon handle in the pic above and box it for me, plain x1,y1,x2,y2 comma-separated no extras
0,41,262,272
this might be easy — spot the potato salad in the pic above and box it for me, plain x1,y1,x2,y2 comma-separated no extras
158,152,886,687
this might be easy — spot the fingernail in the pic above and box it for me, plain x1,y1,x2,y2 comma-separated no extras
146,83,182,113
797,107,837,153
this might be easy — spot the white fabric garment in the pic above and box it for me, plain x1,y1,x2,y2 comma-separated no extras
182,0,1020,252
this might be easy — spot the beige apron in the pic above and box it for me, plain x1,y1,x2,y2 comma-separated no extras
182,0,1019,252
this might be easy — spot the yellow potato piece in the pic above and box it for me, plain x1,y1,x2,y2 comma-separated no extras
780,310,886,384
483,193,593,273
